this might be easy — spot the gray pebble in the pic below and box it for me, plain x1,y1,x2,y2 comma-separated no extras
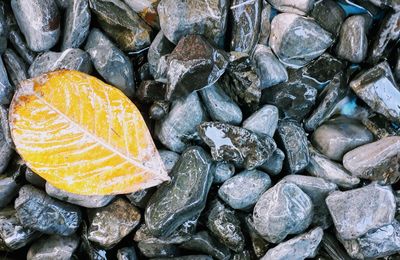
148,31,175,77
242,105,278,137
310,0,345,37
159,149,180,173
0,117,13,174
27,234,79,260
258,1,272,45
2,48,28,87
267,0,315,15
0,105,13,149
244,216,269,258
0,57,13,105
24,168,46,188
126,188,155,209
150,101,170,120
117,247,137,260
138,241,179,258
258,148,285,176
213,162,235,184
0,175,19,208
8,29,36,65
0,3,7,54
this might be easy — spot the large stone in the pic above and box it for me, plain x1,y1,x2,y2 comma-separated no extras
310,0,345,37
3,48,28,87
0,3,6,54
148,31,175,76
122,0,160,28
242,105,278,137
0,57,13,105
8,29,36,65
27,234,79,260
267,0,315,15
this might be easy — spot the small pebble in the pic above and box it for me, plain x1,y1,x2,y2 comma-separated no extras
126,188,155,209
267,0,315,15
213,162,235,184
8,29,36,65
2,48,28,87
310,0,345,37
27,234,79,260
147,31,175,76
117,247,137,260
0,175,19,208
258,148,285,176
242,105,278,137
158,149,180,173
0,57,13,105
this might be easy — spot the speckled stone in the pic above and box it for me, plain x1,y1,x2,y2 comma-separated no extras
0,110,13,174
242,105,278,137
138,241,180,258
0,105,12,149
0,3,7,54
258,1,272,45
310,0,345,37
27,234,79,260
148,31,175,76
213,162,235,184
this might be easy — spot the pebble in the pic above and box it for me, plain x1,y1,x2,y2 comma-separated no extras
29,48,92,78
150,101,170,120
61,0,91,50
158,0,228,47
2,49,27,87
252,45,288,89
261,227,323,260
244,216,269,258
218,169,271,210
156,92,207,152
148,31,175,76
258,1,272,45
0,3,6,54
199,84,242,125
24,168,46,188
14,185,82,236
268,0,314,15
85,29,135,98
158,149,180,173
0,175,19,208
366,0,400,11
213,162,235,184
269,13,333,68
242,105,278,137
310,0,345,37
136,80,166,103
138,241,179,258
353,61,400,122
117,247,137,260
154,256,213,260
145,147,213,237
123,0,160,28
326,183,396,239
27,234,79,260
11,0,60,52
258,148,285,176
343,136,400,184
88,198,140,248
88,0,152,51
8,29,36,65
198,122,277,169
253,181,313,243
0,105,12,149
0,57,13,105
126,188,155,209
396,49,400,82
321,232,352,260
0,119,13,174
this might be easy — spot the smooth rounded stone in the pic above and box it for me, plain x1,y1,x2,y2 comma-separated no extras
150,100,170,120
11,0,60,52
8,29,36,65
261,227,323,260
230,0,261,53
28,48,92,78
283,175,337,229
199,84,242,125
126,188,155,209
258,1,272,45
0,57,13,105
0,175,18,208
159,149,180,174
122,0,160,28
310,0,345,37
88,0,152,52
326,183,396,240
2,48,28,87
27,234,79,260
156,92,207,153
206,199,245,252
252,45,287,89
0,105,12,149
85,29,135,98
61,0,91,50
157,0,228,48
253,181,313,243
213,162,235,184
45,182,114,208
180,231,231,260
0,3,6,54
276,120,309,174
258,148,285,176
242,105,278,137
138,241,179,258
145,147,213,237
244,216,269,258
136,80,167,103
24,168,46,188
87,198,140,248
218,170,271,210
307,145,360,189
350,61,400,123
14,185,81,236
117,247,137,260
343,136,400,184
0,121,13,174
148,31,175,76
0,207,40,250
336,15,369,63
269,13,333,68
311,117,374,161
267,0,314,15
198,122,277,170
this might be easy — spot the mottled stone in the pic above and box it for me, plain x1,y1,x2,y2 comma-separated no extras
126,188,155,209
0,117,13,174
253,181,313,243
8,29,36,65
198,122,276,169
267,0,314,15
213,162,235,184
2,48,28,87
27,234,79,260
0,175,18,208
89,0,152,51
0,57,13,105
11,0,60,52
258,1,272,45
122,0,160,28
218,170,271,210
136,80,166,103
0,105,12,149
261,227,323,260
158,0,228,47
310,0,345,37
156,92,207,152
258,148,285,176
0,3,6,54
244,216,269,258
326,183,396,239
242,105,278,137
145,147,213,237
159,150,180,173
148,31,175,76
85,29,135,98
269,13,333,68
150,100,170,120
138,241,179,258
200,84,242,125
117,247,137,260
15,185,81,236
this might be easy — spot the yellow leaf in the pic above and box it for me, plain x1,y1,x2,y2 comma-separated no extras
10,70,170,195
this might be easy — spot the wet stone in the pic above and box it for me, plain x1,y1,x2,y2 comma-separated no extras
0,106,12,149
310,0,345,37
138,241,179,258
253,181,313,243
350,61,400,123
233,250,251,260
117,247,137,260
252,45,288,89
148,31,175,77
244,216,269,258
242,105,278,137
154,256,213,260
321,232,352,260
27,234,79,260
261,227,323,260
156,92,207,152
145,147,213,237
11,0,60,52
150,100,170,120
8,29,36,65
258,148,285,176
218,169,271,210
0,175,19,208
85,29,135,98
0,57,13,105
24,168,46,188
200,84,242,125
206,199,245,252
158,0,228,47
136,80,166,103
366,0,400,11
267,0,315,15
122,0,160,29
213,162,235,184
126,188,155,209
0,3,6,54
2,48,28,87
258,1,272,45
326,183,396,239
159,149,180,174
198,122,277,169
0,120,13,174
14,185,82,236
269,13,333,68
88,0,152,51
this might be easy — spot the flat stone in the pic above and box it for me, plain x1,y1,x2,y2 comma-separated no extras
0,175,18,208
85,29,135,98
253,181,313,243
213,162,235,184
117,247,137,260
148,31,175,76
242,105,278,137
198,122,276,169
145,147,213,237
269,13,333,68
27,234,79,260
258,148,285,176
138,241,179,258
326,183,396,239
244,216,269,258
258,1,272,45
2,48,28,87
0,57,13,105
218,169,271,210
310,0,345,37
15,185,82,236
11,0,60,52
159,149,180,174
200,84,242,125
261,227,323,260
8,29,36,65
267,0,315,15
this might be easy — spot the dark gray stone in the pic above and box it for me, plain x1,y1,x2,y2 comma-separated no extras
8,29,36,65
27,234,79,260
117,247,137,260
150,101,170,120
244,216,269,258
136,80,166,103
310,0,345,37
0,175,18,208
242,105,278,137
138,241,179,258
24,168,46,188
233,250,251,260
0,105,13,149
0,116,13,174
126,188,155,209
159,149,180,174
321,232,352,260
0,57,13,105
148,31,175,76
258,148,285,176
267,0,315,15
213,162,235,184
154,256,213,260
0,3,6,54
366,0,400,11
2,48,28,87
258,1,272,45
